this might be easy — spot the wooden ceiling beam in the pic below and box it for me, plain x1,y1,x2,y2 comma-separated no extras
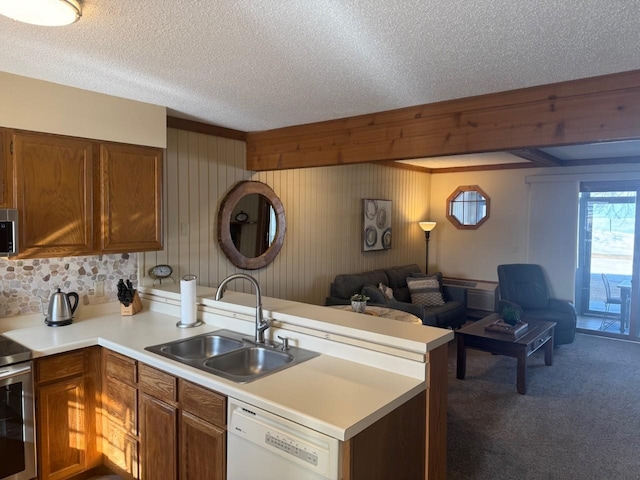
376,160,433,173
246,69,640,171
167,116,247,141
509,149,564,167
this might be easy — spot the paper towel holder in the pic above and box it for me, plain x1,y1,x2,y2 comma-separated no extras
177,274,204,328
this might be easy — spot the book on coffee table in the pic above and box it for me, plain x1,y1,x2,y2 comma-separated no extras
484,318,528,337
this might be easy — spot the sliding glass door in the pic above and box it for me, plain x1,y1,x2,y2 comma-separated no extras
576,183,640,340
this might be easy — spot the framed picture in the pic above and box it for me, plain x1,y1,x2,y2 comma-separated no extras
363,199,392,251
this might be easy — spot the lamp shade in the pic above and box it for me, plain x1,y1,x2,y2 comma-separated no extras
0,0,81,26
419,221,437,232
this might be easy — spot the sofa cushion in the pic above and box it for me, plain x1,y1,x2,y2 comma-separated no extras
330,269,389,300
361,284,388,305
429,300,466,328
379,283,395,300
411,271,445,293
385,264,422,302
406,276,445,306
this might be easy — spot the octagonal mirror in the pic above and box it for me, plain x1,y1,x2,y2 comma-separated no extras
446,185,490,229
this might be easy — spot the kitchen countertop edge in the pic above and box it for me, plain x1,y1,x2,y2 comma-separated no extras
3,308,434,441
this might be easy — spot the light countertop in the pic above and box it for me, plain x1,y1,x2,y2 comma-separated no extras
2,292,452,441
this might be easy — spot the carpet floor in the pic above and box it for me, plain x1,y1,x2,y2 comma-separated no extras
446,333,640,480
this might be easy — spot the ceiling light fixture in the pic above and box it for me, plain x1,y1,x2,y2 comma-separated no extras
0,0,81,26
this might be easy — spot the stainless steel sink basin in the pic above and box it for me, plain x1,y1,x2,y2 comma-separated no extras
204,346,292,377
146,330,246,361
145,330,319,383
160,334,244,360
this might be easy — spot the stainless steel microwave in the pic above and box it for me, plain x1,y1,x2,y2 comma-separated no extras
0,209,18,256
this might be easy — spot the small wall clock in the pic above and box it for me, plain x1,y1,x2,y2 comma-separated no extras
148,264,175,284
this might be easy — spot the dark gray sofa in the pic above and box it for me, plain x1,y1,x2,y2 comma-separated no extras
326,264,467,329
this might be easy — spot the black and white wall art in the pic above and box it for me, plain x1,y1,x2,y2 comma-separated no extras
362,199,392,251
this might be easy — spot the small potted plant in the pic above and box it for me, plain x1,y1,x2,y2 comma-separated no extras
350,293,370,313
501,305,522,326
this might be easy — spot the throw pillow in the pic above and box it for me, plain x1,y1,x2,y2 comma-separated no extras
411,272,443,292
406,276,445,307
378,283,395,300
361,284,388,305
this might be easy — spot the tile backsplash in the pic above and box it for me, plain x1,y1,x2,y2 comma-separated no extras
0,253,137,318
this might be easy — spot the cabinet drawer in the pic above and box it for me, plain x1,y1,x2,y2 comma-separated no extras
179,380,226,427
139,364,177,403
105,349,137,386
105,377,138,435
36,349,85,384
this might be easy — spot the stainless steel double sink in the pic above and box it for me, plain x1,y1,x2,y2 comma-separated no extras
145,330,319,383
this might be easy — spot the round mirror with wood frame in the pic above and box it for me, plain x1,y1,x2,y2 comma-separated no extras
218,181,286,270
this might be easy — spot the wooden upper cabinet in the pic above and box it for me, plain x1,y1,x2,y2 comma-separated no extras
13,131,95,258
100,143,162,252
0,128,11,207
9,129,163,258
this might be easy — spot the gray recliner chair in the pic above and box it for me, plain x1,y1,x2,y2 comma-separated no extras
497,264,576,345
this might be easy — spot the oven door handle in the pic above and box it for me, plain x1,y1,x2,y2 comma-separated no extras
0,363,31,379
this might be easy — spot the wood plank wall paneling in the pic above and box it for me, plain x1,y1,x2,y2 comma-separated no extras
142,129,430,305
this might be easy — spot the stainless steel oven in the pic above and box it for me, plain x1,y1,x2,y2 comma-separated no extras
0,336,35,480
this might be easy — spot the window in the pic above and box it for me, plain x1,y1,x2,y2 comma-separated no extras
446,185,490,229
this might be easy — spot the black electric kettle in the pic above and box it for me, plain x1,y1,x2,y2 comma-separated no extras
43,288,79,327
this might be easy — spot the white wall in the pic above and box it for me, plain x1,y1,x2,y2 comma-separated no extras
431,163,640,301
142,128,432,305
430,168,540,281
0,72,166,147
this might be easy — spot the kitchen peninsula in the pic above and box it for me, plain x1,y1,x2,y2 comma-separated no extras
1,285,452,480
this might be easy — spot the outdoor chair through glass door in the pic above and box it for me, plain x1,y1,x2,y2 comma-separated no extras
576,182,640,341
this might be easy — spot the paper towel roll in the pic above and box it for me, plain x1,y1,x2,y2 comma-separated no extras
180,274,198,327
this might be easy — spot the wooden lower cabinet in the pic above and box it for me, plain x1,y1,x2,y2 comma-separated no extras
35,347,102,480
180,411,226,480
179,379,227,480
39,346,442,480
139,393,178,480
103,349,139,479
102,350,227,480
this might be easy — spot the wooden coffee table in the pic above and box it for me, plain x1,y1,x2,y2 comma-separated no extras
456,313,556,394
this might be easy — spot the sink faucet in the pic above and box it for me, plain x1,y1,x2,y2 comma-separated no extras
215,273,270,344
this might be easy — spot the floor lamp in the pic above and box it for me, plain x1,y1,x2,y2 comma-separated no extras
419,222,437,273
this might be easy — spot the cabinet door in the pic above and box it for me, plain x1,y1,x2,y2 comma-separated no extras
36,347,101,479
13,131,94,258
103,349,139,479
104,419,139,480
103,377,139,477
100,143,162,252
0,128,11,207
139,393,177,480
180,411,226,480
37,376,87,480
105,376,138,436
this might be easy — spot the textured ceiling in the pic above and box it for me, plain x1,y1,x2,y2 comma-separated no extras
1,0,639,134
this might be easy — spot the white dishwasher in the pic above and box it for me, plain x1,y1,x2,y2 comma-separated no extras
227,398,340,480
